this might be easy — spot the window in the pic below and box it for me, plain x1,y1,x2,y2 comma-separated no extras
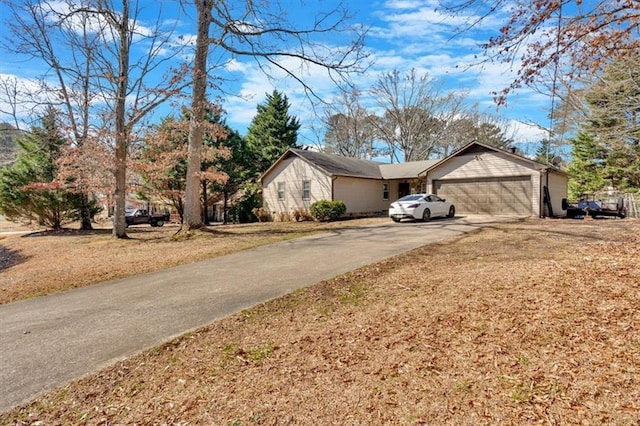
383,182,389,200
277,182,285,200
302,180,311,200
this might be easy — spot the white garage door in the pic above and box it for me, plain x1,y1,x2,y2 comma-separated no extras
434,176,532,215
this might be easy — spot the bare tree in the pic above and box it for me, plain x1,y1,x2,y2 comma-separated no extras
438,0,640,105
322,89,377,159
1,0,189,237
181,0,368,231
370,69,468,162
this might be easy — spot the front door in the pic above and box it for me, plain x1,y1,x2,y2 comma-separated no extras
398,182,411,198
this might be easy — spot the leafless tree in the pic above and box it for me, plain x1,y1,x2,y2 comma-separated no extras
438,0,640,105
322,89,377,159
1,0,189,237
369,69,469,162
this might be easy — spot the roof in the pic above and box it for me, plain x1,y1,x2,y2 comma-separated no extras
379,160,438,179
418,141,569,177
264,148,383,179
262,142,568,182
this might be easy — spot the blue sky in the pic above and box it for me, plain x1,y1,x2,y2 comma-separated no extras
0,0,553,156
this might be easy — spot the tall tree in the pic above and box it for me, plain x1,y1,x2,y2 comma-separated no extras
2,0,189,237
323,89,377,159
567,131,606,198
245,90,301,175
0,108,89,229
581,54,640,191
180,0,367,231
135,106,228,221
439,0,640,105
535,139,559,165
370,69,468,162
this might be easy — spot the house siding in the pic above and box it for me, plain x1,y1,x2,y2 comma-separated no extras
334,176,388,214
426,151,541,216
544,170,569,217
262,156,332,215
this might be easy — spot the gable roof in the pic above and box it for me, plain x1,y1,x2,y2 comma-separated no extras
417,141,568,176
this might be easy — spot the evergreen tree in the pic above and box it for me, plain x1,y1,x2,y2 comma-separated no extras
0,108,85,229
535,139,558,165
584,53,640,191
245,90,300,175
567,131,607,199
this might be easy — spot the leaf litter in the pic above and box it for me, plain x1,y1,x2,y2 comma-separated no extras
1,218,639,424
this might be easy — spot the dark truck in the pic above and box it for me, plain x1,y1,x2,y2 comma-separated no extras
125,209,170,227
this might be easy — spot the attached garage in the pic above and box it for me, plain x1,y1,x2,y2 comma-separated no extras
434,176,532,215
422,143,568,217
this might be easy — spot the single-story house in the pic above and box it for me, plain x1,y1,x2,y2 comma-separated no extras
261,141,568,218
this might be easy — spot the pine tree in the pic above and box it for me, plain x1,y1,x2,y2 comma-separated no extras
535,139,558,165
245,90,301,175
567,131,607,199
0,108,85,229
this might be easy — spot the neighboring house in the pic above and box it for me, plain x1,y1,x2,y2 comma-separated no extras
261,141,568,218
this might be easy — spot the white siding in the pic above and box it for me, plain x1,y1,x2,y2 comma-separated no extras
427,152,541,216
262,157,332,214
334,177,388,214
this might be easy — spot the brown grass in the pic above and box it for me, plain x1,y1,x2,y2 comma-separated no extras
0,218,385,305
1,217,639,424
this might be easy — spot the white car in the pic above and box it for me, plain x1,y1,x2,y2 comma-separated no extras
389,193,455,222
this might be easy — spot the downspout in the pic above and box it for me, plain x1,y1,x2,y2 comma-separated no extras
331,175,337,201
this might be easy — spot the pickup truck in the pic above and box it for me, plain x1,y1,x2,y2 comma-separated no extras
125,209,170,227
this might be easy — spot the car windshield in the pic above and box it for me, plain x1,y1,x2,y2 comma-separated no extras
398,195,424,202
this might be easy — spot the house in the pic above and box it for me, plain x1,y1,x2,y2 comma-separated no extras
261,141,568,218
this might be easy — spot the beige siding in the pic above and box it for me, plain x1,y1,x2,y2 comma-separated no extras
544,171,569,216
262,157,332,214
334,177,388,214
427,152,541,216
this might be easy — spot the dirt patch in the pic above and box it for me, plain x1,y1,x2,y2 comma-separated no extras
1,218,639,424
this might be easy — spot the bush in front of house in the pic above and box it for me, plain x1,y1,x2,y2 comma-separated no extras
252,207,272,222
310,200,346,222
291,208,313,222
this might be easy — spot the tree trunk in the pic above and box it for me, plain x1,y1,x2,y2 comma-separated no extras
112,0,131,239
79,193,93,230
182,0,212,231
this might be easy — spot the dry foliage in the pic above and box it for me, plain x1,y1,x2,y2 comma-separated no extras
0,218,385,305
1,218,639,425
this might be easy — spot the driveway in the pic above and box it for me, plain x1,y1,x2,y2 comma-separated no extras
0,215,516,412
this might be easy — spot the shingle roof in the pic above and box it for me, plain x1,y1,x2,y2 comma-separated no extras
290,149,383,179
379,160,438,179
273,149,441,180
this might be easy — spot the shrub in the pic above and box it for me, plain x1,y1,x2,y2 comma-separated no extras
291,208,313,222
251,207,271,222
310,200,346,222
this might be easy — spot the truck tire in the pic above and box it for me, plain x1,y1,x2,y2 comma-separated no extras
155,219,164,227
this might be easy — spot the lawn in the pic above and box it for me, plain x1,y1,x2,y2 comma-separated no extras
1,217,639,424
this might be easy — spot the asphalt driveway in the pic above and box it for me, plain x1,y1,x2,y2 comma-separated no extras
0,215,517,412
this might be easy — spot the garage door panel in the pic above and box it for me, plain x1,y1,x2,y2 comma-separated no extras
435,177,531,215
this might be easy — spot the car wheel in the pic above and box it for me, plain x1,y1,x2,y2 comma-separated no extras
391,217,400,223
156,219,164,227
422,208,431,222
448,205,455,218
